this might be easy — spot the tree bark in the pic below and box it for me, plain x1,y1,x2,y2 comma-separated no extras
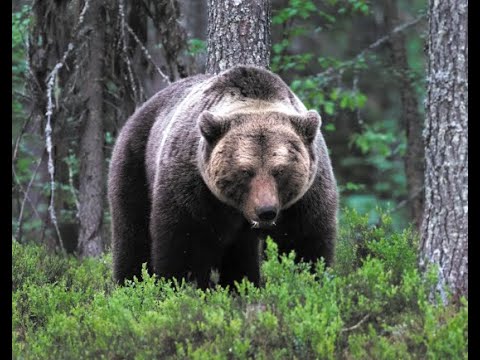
25,0,74,250
77,0,106,257
149,0,190,81
179,0,208,73
206,0,271,74
421,0,468,302
384,0,425,231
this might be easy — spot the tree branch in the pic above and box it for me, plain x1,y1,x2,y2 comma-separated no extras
119,0,140,104
42,0,93,254
317,15,426,80
125,23,171,84
359,15,426,57
388,185,425,214
13,154,44,242
45,65,66,254
12,115,32,166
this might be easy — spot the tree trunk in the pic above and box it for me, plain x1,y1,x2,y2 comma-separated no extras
206,0,271,74
179,0,208,73
384,0,425,230
25,0,73,250
77,0,106,257
421,0,468,302
154,0,190,81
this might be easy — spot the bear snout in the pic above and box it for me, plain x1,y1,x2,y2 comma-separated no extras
245,176,280,226
256,205,278,221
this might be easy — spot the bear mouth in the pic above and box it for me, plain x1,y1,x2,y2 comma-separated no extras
250,220,277,229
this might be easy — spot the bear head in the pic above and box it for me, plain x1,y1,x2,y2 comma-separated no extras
198,109,321,228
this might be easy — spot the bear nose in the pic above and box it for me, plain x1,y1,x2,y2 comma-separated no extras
256,206,278,221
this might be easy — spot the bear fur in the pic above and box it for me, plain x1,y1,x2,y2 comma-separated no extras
108,65,338,288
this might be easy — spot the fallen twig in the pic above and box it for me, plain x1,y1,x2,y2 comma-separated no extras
341,314,370,333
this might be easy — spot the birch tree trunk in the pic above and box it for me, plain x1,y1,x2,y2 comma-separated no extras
421,0,468,302
77,0,106,257
206,0,271,74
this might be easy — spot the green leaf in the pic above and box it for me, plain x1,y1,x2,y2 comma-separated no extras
355,94,367,108
324,102,335,115
330,88,340,101
187,38,206,56
17,158,31,174
324,123,336,132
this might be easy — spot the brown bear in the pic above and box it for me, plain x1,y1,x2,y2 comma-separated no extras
108,65,338,288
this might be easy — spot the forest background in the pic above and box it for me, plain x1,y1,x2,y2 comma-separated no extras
12,0,427,254
12,0,468,358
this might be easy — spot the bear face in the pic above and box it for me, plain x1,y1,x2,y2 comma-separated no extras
199,110,321,228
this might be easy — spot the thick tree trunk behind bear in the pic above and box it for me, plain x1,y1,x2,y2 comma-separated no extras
77,0,106,257
420,0,467,302
206,0,271,74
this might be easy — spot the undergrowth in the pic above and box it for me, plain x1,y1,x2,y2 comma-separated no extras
12,209,467,359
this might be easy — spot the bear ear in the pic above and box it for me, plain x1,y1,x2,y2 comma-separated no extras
290,110,322,144
199,111,230,144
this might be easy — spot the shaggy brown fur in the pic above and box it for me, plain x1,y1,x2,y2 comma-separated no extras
108,65,338,288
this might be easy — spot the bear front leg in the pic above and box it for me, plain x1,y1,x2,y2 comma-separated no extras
149,201,221,289
290,216,336,270
272,203,336,272
218,230,261,289
293,231,336,269
288,181,337,269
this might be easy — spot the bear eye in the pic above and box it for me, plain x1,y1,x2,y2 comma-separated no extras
272,168,284,178
242,169,254,178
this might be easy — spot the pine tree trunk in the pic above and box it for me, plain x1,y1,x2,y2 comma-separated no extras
77,0,106,257
421,0,468,302
206,0,271,74
384,0,425,230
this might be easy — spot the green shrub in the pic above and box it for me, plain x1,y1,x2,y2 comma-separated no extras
12,240,71,291
12,210,467,359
